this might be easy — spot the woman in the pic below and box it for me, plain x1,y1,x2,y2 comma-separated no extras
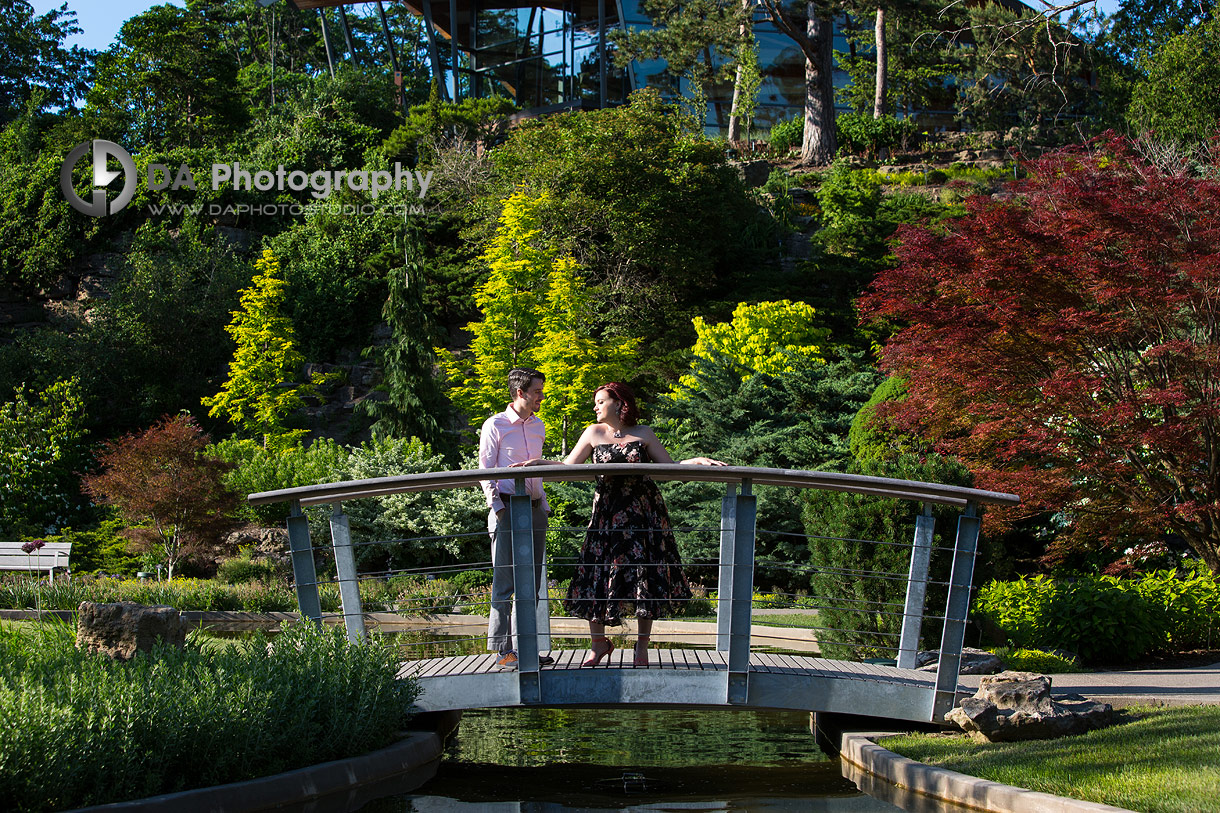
516,382,724,667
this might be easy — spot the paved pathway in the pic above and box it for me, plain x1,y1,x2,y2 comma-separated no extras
958,660,1220,707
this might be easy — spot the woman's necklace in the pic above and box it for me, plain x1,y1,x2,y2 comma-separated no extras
612,429,623,438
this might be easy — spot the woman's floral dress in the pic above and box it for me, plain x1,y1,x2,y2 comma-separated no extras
563,440,692,623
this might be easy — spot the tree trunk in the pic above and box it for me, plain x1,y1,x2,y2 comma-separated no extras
728,70,744,143
800,5,836,165
873,7,887,118
727,0,752,142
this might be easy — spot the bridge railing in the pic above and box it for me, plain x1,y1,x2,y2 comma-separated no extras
249,465,1018,719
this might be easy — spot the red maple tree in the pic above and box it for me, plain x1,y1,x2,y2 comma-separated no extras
84,415,239,579
862,135,1220,573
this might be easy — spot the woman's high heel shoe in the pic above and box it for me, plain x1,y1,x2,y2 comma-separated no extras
582,638,614,667
633,637,650,667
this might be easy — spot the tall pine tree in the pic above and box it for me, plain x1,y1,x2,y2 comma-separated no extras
359,222,450,451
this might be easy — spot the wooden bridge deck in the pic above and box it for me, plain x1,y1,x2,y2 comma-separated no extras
399,649,954,722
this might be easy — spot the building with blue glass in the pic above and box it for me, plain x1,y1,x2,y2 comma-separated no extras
288,1,867,132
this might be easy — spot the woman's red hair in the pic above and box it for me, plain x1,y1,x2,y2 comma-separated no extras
596,382,639,426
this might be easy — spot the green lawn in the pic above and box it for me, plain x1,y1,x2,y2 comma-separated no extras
881,705,1220,813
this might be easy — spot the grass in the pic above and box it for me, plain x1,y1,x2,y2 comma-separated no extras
751,613,821,629
0,618,419,813
881,705,1220,813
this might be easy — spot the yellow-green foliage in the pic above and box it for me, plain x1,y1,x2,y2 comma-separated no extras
202,249,314,442
438,191,641,453
675,300,829,395
990,646,1084,673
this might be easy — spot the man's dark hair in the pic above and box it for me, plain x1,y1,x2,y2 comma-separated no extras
508,368,544,399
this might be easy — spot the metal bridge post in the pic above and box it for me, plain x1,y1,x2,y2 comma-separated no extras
727,481,756,704
286,501,322,626
716,482,738,652
330,503,366,643
897,505,935,669
931,502,980,720
535,528,551,653
510,477,541,703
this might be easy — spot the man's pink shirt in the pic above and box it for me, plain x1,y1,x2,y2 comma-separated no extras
478,406,549,514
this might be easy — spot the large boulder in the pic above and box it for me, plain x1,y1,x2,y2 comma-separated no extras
946,671,1113,743
76,601,188,660
916,647,1004,675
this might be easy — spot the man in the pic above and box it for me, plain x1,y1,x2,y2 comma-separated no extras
479,367,553,670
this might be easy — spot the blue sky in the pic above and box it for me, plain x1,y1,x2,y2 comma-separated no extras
31,0,185,52
35,0,1125,54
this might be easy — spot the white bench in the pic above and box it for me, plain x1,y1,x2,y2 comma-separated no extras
0,541,72,583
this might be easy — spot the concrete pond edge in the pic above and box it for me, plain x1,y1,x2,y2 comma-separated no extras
839,732,1135,813
67,711,461,813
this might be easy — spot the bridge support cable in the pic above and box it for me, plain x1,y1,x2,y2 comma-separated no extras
726,480,757,705
931,502,981,719
331,504,367,642
287,500,323,627
896,505,935,669
509,479,541,702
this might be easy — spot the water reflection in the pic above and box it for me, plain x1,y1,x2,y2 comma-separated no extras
363,708,907,813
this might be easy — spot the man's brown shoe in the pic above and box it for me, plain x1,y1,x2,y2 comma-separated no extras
496,651,518,670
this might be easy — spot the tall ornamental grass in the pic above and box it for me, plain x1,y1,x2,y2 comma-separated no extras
0,621,419,813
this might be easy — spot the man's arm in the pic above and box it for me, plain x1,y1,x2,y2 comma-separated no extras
478,416,504,513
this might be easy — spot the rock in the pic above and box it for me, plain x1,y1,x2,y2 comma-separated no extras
223,526,290,567
732,159,774,189
916,647,1004,675
76,601,188,660
945,671,1113,743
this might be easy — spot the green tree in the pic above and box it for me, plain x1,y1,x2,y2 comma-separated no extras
202,249,313,445
480,90,769,377
755,1,839,164
534,258,640,455
0,104,84,289
439,190,551,422
674,300,829,396
609,0,750,132
0,378,86,534
85,3,249,149
440,191,642,452
1,221,250,433
1105,0,1215,69
208,435,348,525
304,437,487,572
656,349,880,588
0,0,92,123
835,0,957,120
1127,16,1220,153
802,452,970,659
359,223,451,452
956,3,1103,135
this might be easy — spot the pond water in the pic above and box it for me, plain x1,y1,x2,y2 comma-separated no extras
357,707,910,812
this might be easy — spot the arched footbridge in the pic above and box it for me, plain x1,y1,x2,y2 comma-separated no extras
251,465,1019,724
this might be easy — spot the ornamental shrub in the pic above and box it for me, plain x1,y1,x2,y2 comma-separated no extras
835,113,920,158
974,565,1220,663
0,621,417,812
768,115,803,155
